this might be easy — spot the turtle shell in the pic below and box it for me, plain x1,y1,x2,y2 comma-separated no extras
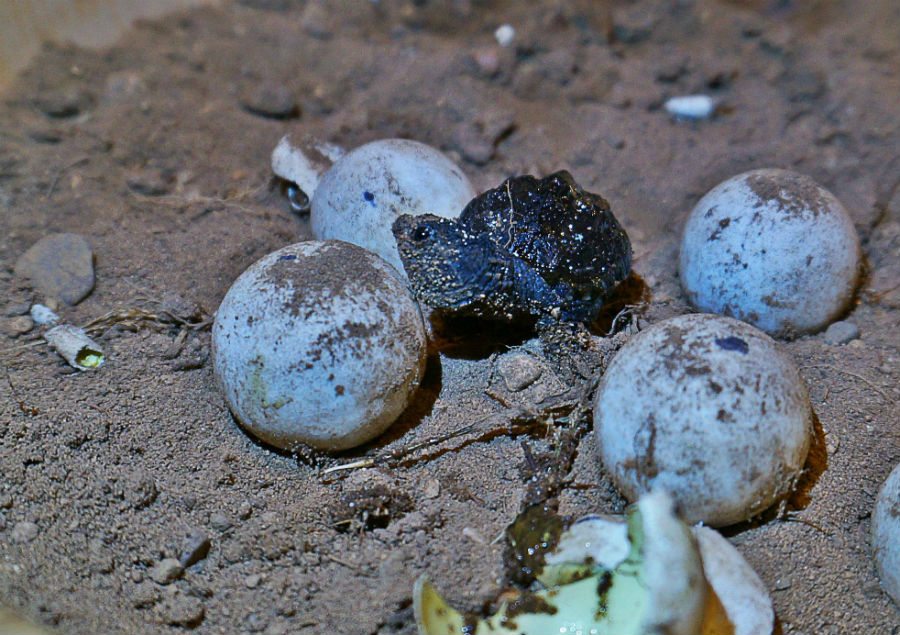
458,171,632,304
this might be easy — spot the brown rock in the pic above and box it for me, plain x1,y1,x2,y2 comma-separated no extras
14,233,95,305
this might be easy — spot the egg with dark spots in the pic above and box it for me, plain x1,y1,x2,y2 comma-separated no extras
311,139,476,274
679,169,861,336
212,241,427,451
872,463,900,606
593,313,812,527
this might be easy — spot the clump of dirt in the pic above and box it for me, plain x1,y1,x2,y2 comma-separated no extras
1,1,898,634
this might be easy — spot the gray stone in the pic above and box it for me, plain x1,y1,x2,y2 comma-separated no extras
244,573,262,589
155,595,204,627
498,353,543,392
14,233,95,305
823,321,860,345
209,512,233,532
2,316,33,336
11,521,39,543
179,531,211,568
131,581,160,609
126,168,172,197
3,302,31,317
240,83,300,120
149,558,183,585
32,87,93,118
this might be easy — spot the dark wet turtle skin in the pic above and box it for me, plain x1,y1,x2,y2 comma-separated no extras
392,171,632,323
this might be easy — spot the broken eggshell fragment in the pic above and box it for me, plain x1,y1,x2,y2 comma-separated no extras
270,133,344,207
414,491,706,635
543,515,774,635
44,324,104,370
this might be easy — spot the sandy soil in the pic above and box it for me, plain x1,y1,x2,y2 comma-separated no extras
0,1,898,633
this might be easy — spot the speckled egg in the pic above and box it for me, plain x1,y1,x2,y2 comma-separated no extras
873,463,900,606
679,169,861,336
593,313,812,527
311,138,476,273
212,241,427,451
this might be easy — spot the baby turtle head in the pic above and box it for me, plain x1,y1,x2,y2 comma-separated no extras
392,213,503,311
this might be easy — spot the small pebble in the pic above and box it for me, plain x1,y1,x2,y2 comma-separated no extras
149,558,184,585
823,320,860,345
32,87,93,118
472,47,501,77
210,512,233,532
156,596,205,627
11,521,39,543
240,83,300,120
30,303,59,325
498,353,543,392
3,316,33,336
774,576,793,591
494,24,515,47
244,612,268,632
127,476,158,510
179,532,211,568
132,581,161,609
4,302,31,317
664,95,716,120
422,478,441,499
244,574,263,589
0,495,12,509
126,168,172,196
14,233,95,305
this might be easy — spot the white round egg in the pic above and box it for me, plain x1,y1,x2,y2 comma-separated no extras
593,313,812,527
679,169,861,336
311,138,476,274
873,463,900,606
212,241,427,451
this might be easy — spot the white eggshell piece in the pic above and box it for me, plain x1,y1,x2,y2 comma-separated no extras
873,463,900,606
679,168,861,335
212,241,427,451
311,138,476,273
545,514,630,571
270,134,343,198
637,490,707,635
693,526,774,635
665,95,716,120
594,313,812,527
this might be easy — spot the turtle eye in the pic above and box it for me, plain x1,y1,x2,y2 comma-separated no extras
413,225,433,242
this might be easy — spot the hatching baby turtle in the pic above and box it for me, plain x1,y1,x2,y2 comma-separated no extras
392,171,632,326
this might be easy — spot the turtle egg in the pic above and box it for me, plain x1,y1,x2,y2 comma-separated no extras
679,168,861,336
311,138,476,274
872,463,900,606
212,241,427,451
593,313,812,527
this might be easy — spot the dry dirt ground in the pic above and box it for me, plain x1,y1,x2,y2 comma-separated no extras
1,1,899,633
